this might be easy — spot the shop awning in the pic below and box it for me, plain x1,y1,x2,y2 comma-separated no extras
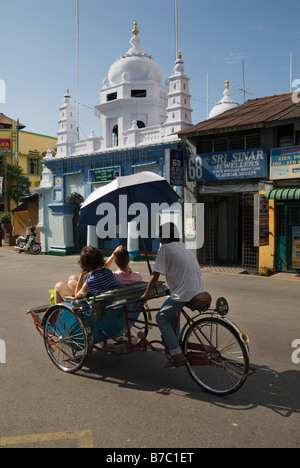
11,193,38,212
264,188,300,200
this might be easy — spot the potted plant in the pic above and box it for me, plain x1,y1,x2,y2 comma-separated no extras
0,212,12,225
0,212,15,246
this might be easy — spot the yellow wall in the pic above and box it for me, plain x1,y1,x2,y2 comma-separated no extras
258,191,275,275
18,130,57,189
0,126,57,208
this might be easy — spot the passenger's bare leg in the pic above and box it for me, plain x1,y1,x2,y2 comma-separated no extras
54,282,76,304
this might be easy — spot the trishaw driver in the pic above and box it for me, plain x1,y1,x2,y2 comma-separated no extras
141,222,207,368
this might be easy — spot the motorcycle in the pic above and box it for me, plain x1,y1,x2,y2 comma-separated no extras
15,225,41,255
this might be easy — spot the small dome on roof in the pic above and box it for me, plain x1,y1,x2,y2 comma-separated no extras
107,21,164,86
209,80,239,119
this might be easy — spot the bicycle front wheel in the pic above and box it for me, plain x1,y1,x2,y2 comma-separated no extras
44,305,93,373
182,317,249,396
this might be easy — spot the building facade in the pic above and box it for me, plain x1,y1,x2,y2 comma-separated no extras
0,113,56,213
179,92,300,274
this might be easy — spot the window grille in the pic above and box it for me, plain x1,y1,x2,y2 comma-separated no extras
242,193,258,270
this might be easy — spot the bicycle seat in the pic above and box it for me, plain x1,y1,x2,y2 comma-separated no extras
186,292,212,312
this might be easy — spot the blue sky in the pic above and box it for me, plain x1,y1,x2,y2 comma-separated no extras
1,0,300,139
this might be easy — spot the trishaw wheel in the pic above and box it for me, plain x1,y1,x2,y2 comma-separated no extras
43,305,93,373
182,317,249,396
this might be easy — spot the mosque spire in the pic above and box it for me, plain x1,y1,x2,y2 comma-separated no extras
208,79,239,119
132,20,139,36
128,20,143,56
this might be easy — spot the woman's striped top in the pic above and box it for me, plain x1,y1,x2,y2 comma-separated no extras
85,268,118,295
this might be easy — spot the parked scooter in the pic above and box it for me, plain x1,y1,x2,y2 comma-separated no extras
15,225,41,255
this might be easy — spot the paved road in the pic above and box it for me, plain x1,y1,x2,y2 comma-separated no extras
0,248,299,448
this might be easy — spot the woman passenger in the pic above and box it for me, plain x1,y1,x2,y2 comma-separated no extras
54,246,118,303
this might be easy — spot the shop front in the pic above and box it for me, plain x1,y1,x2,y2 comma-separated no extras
265,188,300,273
266,146,300,273
187,147,269,272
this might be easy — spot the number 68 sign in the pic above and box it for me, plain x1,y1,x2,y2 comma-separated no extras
188,156,203,181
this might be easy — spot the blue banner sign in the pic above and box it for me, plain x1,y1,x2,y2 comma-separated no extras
270,146,300,180
187,147,268,182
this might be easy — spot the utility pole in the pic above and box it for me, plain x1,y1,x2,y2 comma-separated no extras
4,151,8,213
175,0,179,58
76,0,80,138
15,118,19,165
290,52,293,93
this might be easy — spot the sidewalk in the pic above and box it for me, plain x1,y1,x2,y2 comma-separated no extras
270,272,300,281
1,244,299,281
0,245,15,251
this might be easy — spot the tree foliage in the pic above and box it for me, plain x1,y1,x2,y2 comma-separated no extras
6,164,31,209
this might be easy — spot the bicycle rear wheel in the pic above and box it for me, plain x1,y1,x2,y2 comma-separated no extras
182,317,249,396
44,305,93,373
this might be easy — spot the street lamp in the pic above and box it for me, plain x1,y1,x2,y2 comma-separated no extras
14,118,19,165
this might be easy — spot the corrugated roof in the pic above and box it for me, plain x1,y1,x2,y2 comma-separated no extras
178,93,300,137
0,113,25,129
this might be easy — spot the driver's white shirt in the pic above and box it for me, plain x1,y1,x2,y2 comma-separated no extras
153,242,206,302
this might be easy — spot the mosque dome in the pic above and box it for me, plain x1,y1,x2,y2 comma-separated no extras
106,21,164,86
209,80,239,119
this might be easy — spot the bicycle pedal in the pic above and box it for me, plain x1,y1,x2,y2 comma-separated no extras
101,339,128,353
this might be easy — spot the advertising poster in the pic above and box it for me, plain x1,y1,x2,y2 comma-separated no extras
270,146,300,180
0,139,11,153
254,195,269,247
292,227,300,269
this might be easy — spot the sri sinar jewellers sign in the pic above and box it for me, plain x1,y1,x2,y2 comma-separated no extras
187,147,268,182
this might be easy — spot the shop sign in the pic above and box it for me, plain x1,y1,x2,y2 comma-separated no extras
0,139,11,153
89,166,121,183
292,227,300,269
254,195,269,247
169,149,184,186
187,147,268,182
270,146,300,180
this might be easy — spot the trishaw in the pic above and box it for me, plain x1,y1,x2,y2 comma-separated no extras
28,173,252,396
28,281,251,396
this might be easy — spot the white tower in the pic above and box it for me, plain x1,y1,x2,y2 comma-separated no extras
94,21,169,149
56,89,79,157
164,51,193,135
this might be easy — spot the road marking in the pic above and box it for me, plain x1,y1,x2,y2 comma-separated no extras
0,430,93,448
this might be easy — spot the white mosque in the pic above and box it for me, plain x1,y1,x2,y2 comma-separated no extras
39,21,239,255
55,21,193,159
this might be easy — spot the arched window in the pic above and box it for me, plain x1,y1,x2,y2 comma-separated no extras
136,121,145,129
112,125,118,147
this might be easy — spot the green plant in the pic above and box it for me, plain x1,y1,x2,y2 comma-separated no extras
6,164,31,208
0,212,11,224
